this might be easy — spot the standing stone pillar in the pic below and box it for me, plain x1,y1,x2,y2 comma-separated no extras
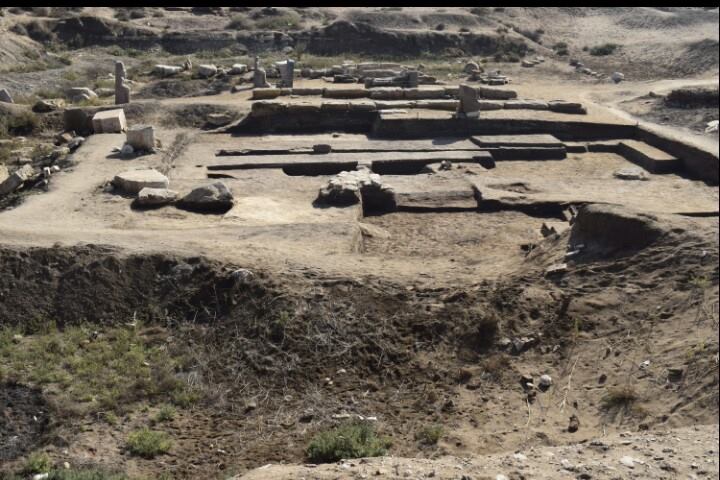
252,56,270,88
406,70,419,88
115,61,130,105
276,59,295,88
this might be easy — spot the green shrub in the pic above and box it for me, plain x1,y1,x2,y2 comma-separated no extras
415,424,443,445
155,404,176,422
226,15,253,30
306,421,390,463
590,43,619,56
23,451,52,474
126,428,172,458
254,12,302,30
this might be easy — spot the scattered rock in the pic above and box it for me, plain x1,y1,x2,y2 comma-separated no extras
463,61,480,74
0,164,35,197
0,88,13,103
198,64,218,78
538,374,553,390
230,64,248,75
568,414,580,433
154,64,183,77
611,72,625,83
33,99,64,113
614,167,649,181
135,187,177,207
112,169,169,195
545,263,568,276
179,181,234,213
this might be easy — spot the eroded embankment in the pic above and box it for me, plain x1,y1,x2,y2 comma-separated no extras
0,208,717,478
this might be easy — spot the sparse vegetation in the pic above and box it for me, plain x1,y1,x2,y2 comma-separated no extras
154,404,177,422
601,385,644,415
307,421,391,463
253,11,302,30
0,108,40,137
415,425,443,446
126,428,172,459
23,451,52,474
226,15,253,30
589,42,620,56
0,324,194,415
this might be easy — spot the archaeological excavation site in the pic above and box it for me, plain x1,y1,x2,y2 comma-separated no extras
0,7,718,480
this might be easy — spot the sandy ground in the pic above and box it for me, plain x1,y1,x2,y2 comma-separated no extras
237,424,719,479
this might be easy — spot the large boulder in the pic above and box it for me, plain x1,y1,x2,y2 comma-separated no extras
178,181,234,213
112,169,169,195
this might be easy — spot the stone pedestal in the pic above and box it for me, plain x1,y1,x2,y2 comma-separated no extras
126,125,155,151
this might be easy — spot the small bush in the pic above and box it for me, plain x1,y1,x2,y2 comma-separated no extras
254,12,302,30
226,15,253,30
23,451,52,474
589,43,619,56
155,404,176,422
601,386,638,410
0,108,40,137
126,428,172,458
415,425,443,445
306,421,390,463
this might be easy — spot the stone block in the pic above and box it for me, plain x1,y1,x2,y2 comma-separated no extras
92,109,127,133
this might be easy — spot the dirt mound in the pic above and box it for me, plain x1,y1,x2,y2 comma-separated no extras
0,383,51,462
0,245,269,329
569,204,667,255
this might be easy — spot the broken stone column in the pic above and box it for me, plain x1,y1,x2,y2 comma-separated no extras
275,59,295,88
253,56,271,89
457,84,481,118
115,61,130,105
